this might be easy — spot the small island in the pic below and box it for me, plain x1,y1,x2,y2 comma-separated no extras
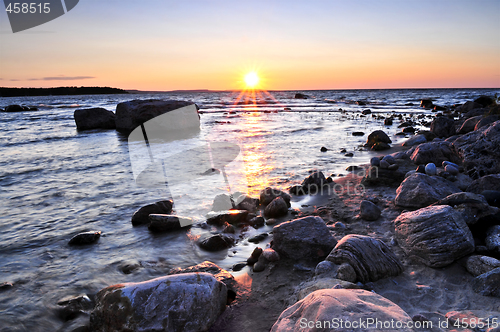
0,86,129,97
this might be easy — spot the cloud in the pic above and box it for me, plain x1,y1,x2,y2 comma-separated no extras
27,76,95,81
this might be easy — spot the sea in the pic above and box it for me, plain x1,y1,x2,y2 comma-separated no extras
0,88,498,330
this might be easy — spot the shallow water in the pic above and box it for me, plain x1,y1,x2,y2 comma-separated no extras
0,88,498,330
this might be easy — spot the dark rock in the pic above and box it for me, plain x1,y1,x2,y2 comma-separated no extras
352,131,365,136
362,109,371,115
4,105,31,112
410,141,461,166
247,247,263,265
421,99,434,108
120,263,140,275
384,118,393,125
314,261,357,282
253,255,268,272
402,126,415,133
206,210,248,226
234,194,259,212
344,152,353,157
416,165,426,173
320,146,328,152
115,99,196,133
272,216,336,260
168,261,236,293
288,184,306,196
222,222,235,234
425,163,436,176
259,187,291,207
346,165,361,171
294,93,308,99
248,233,268,243
232,262,246,272
434,105,446,111
474,96,496,107
361,166,405,187
486,225,500,254
89,273,227,332
457,115,482,134
379,160,389,169
444,164,459,175
394,205,474,267
430,192,498,225
430,116,455,138
398,121,413,128
270,289,413,332
371,142,391,151
382,155,396,165
466,255,500,277
301,171,326,194
395,173,461,208
199,234,234,251
356,101,367,106
460,101,483,113
57,294,93,321
131,200,173,226
68,231,101,246
482,190,500,207
264,197,288,218
262,248,280,262
387,164,399,171
248,216,265,228
467,174,500,194
148,214,192,232
475,115,500,130
403,134,426,147
365,130,391,150
74,108,116,131
370,157,380,166
326,235,403,283
0,282,13,291
359,200,381,221
471,267,500,297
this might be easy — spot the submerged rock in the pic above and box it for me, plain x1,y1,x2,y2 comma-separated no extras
68,231,101,246
74,108,116,131
272,216,336,260
326,234,403,283
394,205,474,267
270,289,414,332
131,200,173,226
89,273,227,332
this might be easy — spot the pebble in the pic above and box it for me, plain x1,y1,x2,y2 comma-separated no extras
379,160,390,169
444,165,459,175
425,163,437,176
334,221,346,229
370,157,380,166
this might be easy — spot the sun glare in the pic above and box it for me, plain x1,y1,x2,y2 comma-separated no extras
244,72,259,88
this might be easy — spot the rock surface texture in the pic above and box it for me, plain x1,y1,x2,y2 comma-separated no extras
74,107,116,130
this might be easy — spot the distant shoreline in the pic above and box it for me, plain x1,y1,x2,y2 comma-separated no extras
0,86,129,97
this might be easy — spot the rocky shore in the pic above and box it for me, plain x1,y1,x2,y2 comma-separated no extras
7,96,500,331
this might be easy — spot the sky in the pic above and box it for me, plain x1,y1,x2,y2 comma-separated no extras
0,0,499,91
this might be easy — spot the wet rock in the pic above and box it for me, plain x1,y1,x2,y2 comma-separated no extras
421,99,434,108
352,131,365,136
206,210,248,226
264,196,289,218
326,234,403,283
466,255,500,277
361,166,405,187
232,262,246,272
344,152,354,157
272,216,336,260
262,248,280,262
394,205,474,267
359,200,381,221
402,126,416,133
395,173,461,208
362,109,371,115
430,116,455,138
148,214,192,232
131,200,173,226
384,118,393,125
471,268,500,297
248,216,265,228
247,247,263,265
425,163,436,176
259,187,291,207
346,165,361,171
270,289,414,332
120,263,140,275
115,99,196,133
234,194,260,212
467,174,500,194
89,273,227,332
320,146,328,152
379,160,390,169
248,233,268,243
57,294,94,321
457,116,482,134
199,234,234,251
474,96,496,107
486,225,500,254
169,261,236,293
68,231,101,246
288,185,306,196
430,192,498,225
365,130,392,150
416,165,426,173
0,282,13,291
410,141,461,165
222,222,235,234
4,105,34,112
370,157,380,166
301,171,327,194
74,107,116,131
453,120,500,176
266,218,278,225
253,255,268,272
294,93,308,99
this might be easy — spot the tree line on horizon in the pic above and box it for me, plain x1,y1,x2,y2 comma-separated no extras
0,86,129,97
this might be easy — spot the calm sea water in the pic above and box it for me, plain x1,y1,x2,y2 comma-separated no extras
0,88,498,330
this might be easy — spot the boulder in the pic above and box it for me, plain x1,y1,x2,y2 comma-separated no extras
264,196,288,218
326,235,403,283
475,115,500,130
402,134,427,147
471,268,500,297
365,130,392,150
74,108,116,130
259,187,291,207
421,99,434,108
485,225,500,254
460,101,482,113
394,205,474,267
68,231,101,245
409,141,461,165
234,194,259,212
466,255,500,277
131,200,173,226
430,116,455,138
4,104,30,112
89,273,227,332
466,174,500,194
206,210,248,226
474,96,496,107
361,166,406,187
294,93,309,99
115,99,195,133
457,116,482,134
301,171,327,194
430,192,498,225
359,200,381,221
199,234,234,251
270,289,414,332
168,261,236,293
453,120,500,176
395,173,461,208
272,216,336,260
148,214,193,232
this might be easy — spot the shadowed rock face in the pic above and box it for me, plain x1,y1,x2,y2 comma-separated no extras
74,108,116,130
430,192,498,225
90,273,227,332
394,205,475,268
327,234,403,283
270,289,414,332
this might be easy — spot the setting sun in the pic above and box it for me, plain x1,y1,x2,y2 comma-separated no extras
244,72,259,88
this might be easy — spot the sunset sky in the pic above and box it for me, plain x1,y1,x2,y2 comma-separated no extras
0,0,499,91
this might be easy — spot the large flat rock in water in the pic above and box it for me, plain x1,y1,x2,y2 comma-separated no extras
271,289,414,332
90,272,227,332
394,205,474,268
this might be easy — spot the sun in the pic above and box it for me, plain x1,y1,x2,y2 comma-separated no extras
244,71,259,88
